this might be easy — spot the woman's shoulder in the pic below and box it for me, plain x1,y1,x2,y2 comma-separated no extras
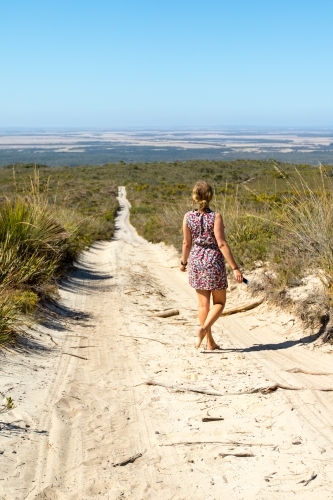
207,209,220,217
185,209,197,217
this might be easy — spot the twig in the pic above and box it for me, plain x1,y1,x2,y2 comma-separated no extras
146,380,224,396
219,452,254,458
298,472,317,486
46,334,59,346
63,352,88,360
145,380,333,395
242,383,301,394
155,309,179,318
286,368,333,376
113,453,142,467
202,417,224,422
221,299,264,316
121,336,170,345
70,346,97,349
161,441,274,447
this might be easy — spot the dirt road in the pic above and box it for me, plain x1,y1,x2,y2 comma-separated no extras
2,187,333,499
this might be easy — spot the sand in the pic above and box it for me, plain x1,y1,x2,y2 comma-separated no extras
2,187,333,499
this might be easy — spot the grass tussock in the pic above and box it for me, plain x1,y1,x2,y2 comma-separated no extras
0,168,119,346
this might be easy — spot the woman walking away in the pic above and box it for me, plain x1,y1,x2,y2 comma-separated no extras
180,181,243,350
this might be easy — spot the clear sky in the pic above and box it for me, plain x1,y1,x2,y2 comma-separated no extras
1,0,332,127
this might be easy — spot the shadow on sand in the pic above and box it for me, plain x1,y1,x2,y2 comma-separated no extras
202,330,322,354
9,242,114,352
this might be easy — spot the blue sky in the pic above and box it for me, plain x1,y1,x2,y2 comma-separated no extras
1,0,332,127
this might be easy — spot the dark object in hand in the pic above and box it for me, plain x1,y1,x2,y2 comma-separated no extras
243,278,249,285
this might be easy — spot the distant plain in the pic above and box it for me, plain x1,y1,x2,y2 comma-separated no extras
1,128,333,166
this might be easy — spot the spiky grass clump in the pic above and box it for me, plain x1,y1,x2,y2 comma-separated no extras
0,198,68,287
275,166,333,279
0,171,86,345
0,296,18,345
268,165,333,340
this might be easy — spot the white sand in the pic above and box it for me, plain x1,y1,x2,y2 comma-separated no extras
2,187,333,499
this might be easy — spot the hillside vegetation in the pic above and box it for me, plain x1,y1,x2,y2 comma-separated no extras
0,166,118,345
1,159,333,343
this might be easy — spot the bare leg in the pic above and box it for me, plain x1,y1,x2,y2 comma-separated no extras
204,290,226,350
195,290,211,348
206,328,219,350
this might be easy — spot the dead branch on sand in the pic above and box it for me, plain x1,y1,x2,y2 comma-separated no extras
63,352,88,360
160,441,274,447
70,346,97,349
46,334,59,346
145,380,333,396
286,367,333,376
221,299,264,316
202,417,224,422
113,453,142,467
298,472,317,486
155,309,179,318
146,380,224,396
121,335,170,345
219,452,254,458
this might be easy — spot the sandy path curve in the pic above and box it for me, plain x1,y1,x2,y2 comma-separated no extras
2,187,333,499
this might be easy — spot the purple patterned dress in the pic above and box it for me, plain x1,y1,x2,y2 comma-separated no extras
186,209,228,290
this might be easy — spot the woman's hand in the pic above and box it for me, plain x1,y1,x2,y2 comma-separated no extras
180,264,187,272
233,268,243,283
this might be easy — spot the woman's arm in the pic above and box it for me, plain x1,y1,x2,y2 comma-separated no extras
180,215,192,272
214,213,243,283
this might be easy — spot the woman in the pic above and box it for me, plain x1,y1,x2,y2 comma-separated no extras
180,181,243,350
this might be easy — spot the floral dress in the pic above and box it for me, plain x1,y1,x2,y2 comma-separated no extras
186,209,228,290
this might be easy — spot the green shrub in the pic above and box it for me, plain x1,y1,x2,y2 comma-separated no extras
226,215,275,268
13,290,39,314
0,296,18,345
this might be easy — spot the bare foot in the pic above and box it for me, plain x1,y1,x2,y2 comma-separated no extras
206,342,220,351
195,327,206,349
205,328,220,350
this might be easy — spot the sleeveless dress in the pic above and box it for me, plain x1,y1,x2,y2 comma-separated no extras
186,209,228,290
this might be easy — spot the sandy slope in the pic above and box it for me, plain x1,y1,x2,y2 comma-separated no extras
2,187,333,499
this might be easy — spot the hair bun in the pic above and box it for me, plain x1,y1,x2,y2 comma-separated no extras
198,200,209,211
192,181,213,211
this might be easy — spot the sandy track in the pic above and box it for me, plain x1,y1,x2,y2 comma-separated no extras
2,187,333,499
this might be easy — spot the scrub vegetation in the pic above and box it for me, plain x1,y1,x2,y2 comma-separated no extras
0,166,118,345
1,158,333,343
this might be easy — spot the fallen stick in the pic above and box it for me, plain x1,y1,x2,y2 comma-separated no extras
160,441,274,447
221,299,264,316
286,368,333,376
155,309,179,318
121,335,170,345
202,417,224,422
46,334,59,346
113,453,142,467
63,352,88,360
219,452,254,458
145,380,333,395
298,471,317,486
146,380,224,396
70,346,98,349
243,383,301,394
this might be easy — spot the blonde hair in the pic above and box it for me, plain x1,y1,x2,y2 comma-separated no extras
192,181,213,212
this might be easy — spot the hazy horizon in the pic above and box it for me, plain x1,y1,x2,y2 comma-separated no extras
1,127,332,166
